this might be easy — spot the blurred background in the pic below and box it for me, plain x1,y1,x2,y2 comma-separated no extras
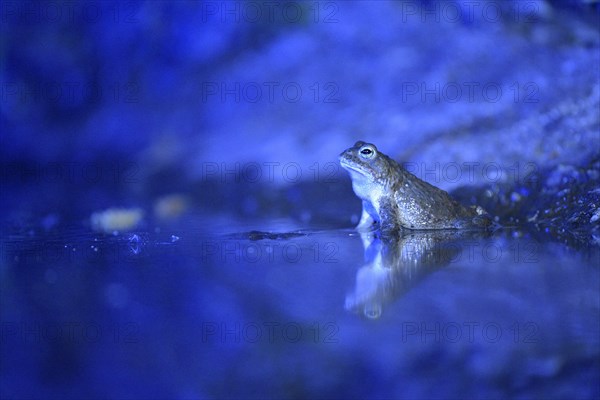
1,0,599,399
1,0,599,226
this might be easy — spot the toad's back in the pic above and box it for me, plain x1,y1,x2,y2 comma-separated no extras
385,162,489,229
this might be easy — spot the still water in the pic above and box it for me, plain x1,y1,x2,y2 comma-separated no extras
1,217,599,398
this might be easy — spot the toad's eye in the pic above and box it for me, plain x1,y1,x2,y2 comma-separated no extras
359,145,376,159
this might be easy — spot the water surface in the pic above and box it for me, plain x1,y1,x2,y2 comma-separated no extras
2,218,598,398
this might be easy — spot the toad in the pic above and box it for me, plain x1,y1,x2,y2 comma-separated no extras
339,141,492,231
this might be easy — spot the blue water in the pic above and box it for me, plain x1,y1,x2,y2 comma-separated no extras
2,218,598,398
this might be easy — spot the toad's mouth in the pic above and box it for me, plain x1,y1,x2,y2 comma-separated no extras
339,158,368,177
340,161,375,184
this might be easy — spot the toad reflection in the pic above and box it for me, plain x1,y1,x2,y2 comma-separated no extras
345,230,487,319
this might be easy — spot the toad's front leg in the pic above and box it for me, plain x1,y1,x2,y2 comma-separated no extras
356,201,378,231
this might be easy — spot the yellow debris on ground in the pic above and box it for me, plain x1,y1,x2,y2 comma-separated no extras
90,208,144,233
153,194,189,220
